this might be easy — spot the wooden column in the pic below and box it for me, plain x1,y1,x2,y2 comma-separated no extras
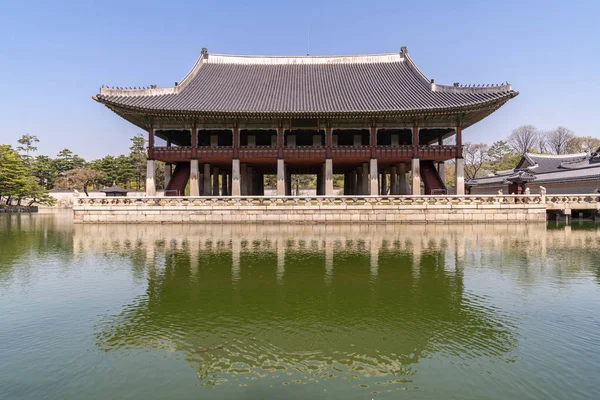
370,126,377,158
325,126,332,158
147,127,154,159
277,126,284,159
412,124,419,158
233,126,239,158
191,123,197,158
456,126,463,158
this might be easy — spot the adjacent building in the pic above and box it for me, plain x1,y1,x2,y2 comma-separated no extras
468,150,600,194
94,47,517,196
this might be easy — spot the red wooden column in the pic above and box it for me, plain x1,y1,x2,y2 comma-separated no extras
412,123,419,158
325,126,332,158
277,126,284,158
191,123,197,159
456,126,463,158
233,125,240,158
370,126,377,158
147,127,154,160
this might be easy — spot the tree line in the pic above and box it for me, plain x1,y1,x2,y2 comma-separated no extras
463,125,600,181
0,133,152,205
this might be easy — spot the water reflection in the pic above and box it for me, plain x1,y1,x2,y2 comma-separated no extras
65,222,599,389
3,214,600,394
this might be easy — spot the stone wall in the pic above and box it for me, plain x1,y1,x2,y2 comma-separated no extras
0,206,38,213
73,195,547,224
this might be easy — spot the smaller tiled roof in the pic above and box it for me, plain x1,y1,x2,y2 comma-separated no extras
470,150,600,187
503,171,536,183
519,152,588,173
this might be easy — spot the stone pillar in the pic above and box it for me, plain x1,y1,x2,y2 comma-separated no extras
246,166,253,196
212,167,219,196
232,160,241,196
381,170,387,195
221,171,228,196
455,157,465,195
210,134,218,147
411,158,421,195
438,162,446,188
369,159,378,196
316,167,323,195
240,164,247,196
349,170,357,195
390,166,397,195
146,159,156,196
286,168,292,195
361,163,369,195
164,163,172,191
277,159,285,195
227,172,232,196
398,163,408,195
259,173,265,195
190,159,200,196
203,163,211,196
325,158,333,196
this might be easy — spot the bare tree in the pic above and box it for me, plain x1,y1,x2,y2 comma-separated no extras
463,142,490,180
566,136,600,154
507,125,539,155
546,126,575,155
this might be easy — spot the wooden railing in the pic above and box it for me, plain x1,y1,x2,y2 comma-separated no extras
152,144,461,162
419,145,459,160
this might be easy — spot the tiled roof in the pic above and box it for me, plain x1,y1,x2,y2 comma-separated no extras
94,48,517,117
520,153,588,173
470,151,600,187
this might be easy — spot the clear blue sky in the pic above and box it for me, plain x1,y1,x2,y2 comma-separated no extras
1,0,599,160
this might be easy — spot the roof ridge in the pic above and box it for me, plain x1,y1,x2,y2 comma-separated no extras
526,152,588,158
207,52,403,65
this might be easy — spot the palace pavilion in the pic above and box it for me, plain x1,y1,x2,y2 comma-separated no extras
93,47,518,197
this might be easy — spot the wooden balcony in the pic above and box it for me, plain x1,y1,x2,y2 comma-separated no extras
283,146,327,163
152,146,192,162
376,145,413,160
152,144,461,164
419,145,459,160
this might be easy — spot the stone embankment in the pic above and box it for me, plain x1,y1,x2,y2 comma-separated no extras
0,206,38,213
73,195,555,224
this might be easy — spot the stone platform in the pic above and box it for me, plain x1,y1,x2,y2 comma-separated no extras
73,195,549,224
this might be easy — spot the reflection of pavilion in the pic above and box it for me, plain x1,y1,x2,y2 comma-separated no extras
85,224,526,386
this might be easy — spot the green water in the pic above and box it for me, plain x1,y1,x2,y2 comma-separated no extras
1,212,599,399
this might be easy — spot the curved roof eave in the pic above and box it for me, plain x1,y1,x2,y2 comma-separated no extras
93,92,516,121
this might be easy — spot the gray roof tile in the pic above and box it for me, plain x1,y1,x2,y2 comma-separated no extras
95,51,517,116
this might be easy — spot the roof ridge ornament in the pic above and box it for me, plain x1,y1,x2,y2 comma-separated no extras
202,48,209,59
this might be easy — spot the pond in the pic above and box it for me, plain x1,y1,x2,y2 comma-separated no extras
1,212,599,399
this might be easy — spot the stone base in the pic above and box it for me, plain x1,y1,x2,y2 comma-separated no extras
73,203,546,224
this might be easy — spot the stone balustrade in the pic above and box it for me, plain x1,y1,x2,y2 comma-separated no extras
545,194,600,211
76,194,545,208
